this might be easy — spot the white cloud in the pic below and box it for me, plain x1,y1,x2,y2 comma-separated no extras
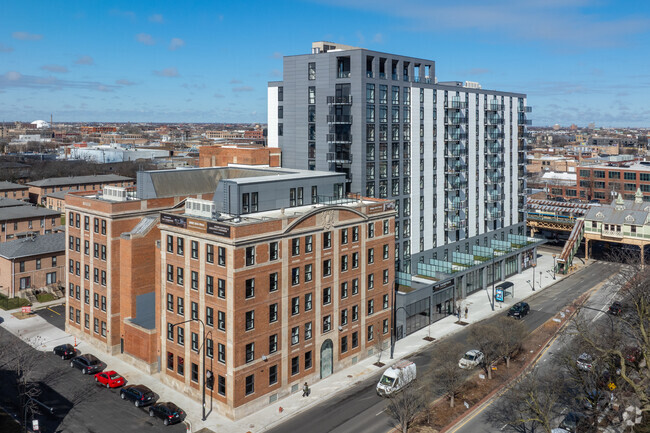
12,31,43,41
169,38,185,51
5,71,22,81
149,14,164,23
41,64,69,73
75,55,94,65
136,33,155,45
153,67,179,77
232,86,254,92
271,51,283,59
116,79,135,86
229,79,242,84
372,33,384,44
0,43,13,53
214,93,224,98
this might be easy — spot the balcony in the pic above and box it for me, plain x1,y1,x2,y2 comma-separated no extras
446,145,466,157
518,118,533,126
392,73,399,80
445,219,467,230
486,103,504,111
326,152,353,164
485,116,504,125
518,106,533,113
486,174,505,184
485,159,505,169
326,133,352,144
327,96,353,105
486,145,504,154
337,71,351,79
446,133,468,141
445,116,467,125
326,115,353,124
486,193,504,202
448,101,468,109
366,71,374,78
487,132,505,140
486,211,502,220
601,229,623,238
445,162,467,173
445,180,467,190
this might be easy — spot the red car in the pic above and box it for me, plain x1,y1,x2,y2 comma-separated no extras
94,371,126,388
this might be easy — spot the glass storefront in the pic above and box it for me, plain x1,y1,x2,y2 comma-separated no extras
505,256,518,278
405,298,430,336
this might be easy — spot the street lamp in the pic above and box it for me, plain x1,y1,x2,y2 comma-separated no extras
170,318,208,421
539,271,542,288
390,305,408,359
531,262,536,291
552,254,556,280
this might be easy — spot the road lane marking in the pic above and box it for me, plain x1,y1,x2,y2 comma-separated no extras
47,307,61,316
376,408,385,416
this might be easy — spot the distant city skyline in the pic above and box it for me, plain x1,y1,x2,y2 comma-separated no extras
1,0,649,126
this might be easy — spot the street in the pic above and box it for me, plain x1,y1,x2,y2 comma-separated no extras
267,261,622,433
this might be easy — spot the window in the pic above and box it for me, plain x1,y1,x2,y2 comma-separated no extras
292,238,300,256
292,267,300,285
245,278,255,299
177,297,184,315
218,343,226,363
341,281,349,299
352,252,359,269
217,311,226,331
191,271,199,290
291,326,300,345
383,219,389,235
245,343,254,363
352,278,359,295
341,308,348,326
101,296,106,311
94,318,99,333
84,241,89,255
308,86,315,104
218,278,226,298
191,241,198,259
20,261,25,272
192,333,199,352
270,242,279,260
176,267,184,285
245,311,255,330
323,287,331,305
218,375,226,396
269,303,278,323
206,244,214,263
206,307,214,327
84,313,89,329
323,232,331,249
305,264,313,282
305,235,313,253
368,299,375,315
206,275,214,295
269,364,278,385
305,293,313,311
291,296,300,315
94,293,100,309
191,302,198,320
323,315,332,332
368,248,374,264
323,259,331,276
177,327,184,346
218,247,226,266
305,321,312,340
167,264,173,282
242,193,250,213
101,270,106,286
305,351,312,370
383,294,389,309
207,339,213,358
245,247,255,266
341,336,348,353
368,273,374,290
291,356,299,375
383,269,389,284
191,363,199,383
93,217,98,232
269,334,278,353
251,192,258,212
341,228,348,244
245,375,254,395
383,318,389,334
352,226,359,242
84,289,89,304
352,305,359,321
368,324,374,341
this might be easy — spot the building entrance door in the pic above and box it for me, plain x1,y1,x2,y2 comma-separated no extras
320,339,333,379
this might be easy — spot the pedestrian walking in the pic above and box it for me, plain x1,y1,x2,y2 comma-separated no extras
464,306,468,319
302,382,310,397
456,305,461,319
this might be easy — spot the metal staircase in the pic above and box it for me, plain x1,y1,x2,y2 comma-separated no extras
557,218,584,274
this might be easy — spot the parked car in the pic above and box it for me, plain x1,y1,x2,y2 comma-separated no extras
507,302,530,319
148,402,186,426
458,350,484,369
94,370,126,388
70,354,103,374
608,301,623,316
120,384,157,407
558,411,590,433
576,353,594,371
376,359,417,396
53,344,77,360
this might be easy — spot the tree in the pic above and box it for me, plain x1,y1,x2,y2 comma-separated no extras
469,321,502,379
427,341,468,407
494,316,528,368
385,372,427,433
375,330,387,366
487,368,564,433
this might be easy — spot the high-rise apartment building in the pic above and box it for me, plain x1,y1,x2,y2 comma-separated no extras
268,42,531,274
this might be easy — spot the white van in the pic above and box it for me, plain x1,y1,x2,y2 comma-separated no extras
376,360,416,396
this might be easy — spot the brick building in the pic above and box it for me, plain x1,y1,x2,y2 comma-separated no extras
28,175,135,205
0,205,61,242
198,145,281,168
0,181,29,201
577,162,650,203
0,233,65,297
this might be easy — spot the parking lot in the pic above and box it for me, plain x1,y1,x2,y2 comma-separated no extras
0,328,186,433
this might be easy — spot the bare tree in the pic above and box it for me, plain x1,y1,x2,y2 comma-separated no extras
495,316,528,368
374,330,387,366
469,321,502,379
384,372,428,433
427,341,468,408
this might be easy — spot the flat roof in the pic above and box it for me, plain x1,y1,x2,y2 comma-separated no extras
28,174,133,188
578,162,650,172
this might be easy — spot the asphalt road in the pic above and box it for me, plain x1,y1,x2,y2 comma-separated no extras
35,303,66,331
0,327,186,433
266,260,623,433
448,263,623,433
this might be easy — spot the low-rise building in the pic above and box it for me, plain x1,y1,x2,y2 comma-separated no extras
198,145,281,168
0,181,29,201
577,162,650,202
27,175,135,205
0,205,61,242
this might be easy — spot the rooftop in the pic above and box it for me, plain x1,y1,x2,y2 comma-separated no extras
579,162,650,171
0,198,30,208
0,232,64,259
27,174,133,188
0,205,61,221
0,181,28,191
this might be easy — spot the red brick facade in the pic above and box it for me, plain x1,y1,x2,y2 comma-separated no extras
198,145,281,168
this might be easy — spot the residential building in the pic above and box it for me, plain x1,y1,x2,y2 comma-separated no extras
28,175,135,205
198,145,281,168
0,181,29,201
0,233,65,297
44,190,77,214
577,162,650,202
0,205,61,242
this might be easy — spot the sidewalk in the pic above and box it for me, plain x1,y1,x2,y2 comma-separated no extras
0,247,586,433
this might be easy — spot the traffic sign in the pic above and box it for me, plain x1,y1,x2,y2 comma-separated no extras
22,306,32,314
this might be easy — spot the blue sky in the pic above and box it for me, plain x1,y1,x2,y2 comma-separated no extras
1,0,649,126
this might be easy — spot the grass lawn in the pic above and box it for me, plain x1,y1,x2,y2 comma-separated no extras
0,294,31,310
36,293,56,303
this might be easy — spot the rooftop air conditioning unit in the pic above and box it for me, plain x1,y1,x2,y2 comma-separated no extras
102,186,127,202
185,198,217,219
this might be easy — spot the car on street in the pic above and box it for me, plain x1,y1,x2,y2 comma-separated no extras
458,349,484,369
608,301,623,316
507,302,530,319
53,344,77,360
94,370,126,388
576,353,594,371
148,402,186,425
120,384,157,407
70,354,103,374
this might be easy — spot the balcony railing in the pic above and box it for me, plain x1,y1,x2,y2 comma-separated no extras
337,71,351,78
485,117,504,125
518,106,533,113
326,152,353,164
327,96,353,105
445,180,468,190
445,163,467,173
445,116,467,125
326,115,353,124
449,101,468,109
487,132,505,140
392,73,399,80
518,119,533,125
602,229,623,238
445,220,467,230
485,159,505,169
486,103,504,111
366,71,373,78
486,174,505,184
446,133,468,141
486,193,504,202
486,211,502,220
486,145,505,154
326,133,352,143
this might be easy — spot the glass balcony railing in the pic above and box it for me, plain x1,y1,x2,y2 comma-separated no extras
448,200,467,211
326,115,353,124
486,193,504,202
486,210,502,220
486,174,505,184
445,219,467,230
445,116,467,125
449,101,468,109
327,96,353,105
486,103,504,111
445,180,468,190
326,152,353,164
326,133,352,143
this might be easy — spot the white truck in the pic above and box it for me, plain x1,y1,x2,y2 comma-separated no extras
376,359,417,396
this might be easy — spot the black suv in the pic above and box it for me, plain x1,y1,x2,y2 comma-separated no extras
120,384,157,407
69,354,103,374
53,344,77,360
507,302,530,319
148,402,186,425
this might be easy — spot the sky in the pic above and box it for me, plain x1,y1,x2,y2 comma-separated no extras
1,0,650,127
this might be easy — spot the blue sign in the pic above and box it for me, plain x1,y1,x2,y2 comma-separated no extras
495,288,504,302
